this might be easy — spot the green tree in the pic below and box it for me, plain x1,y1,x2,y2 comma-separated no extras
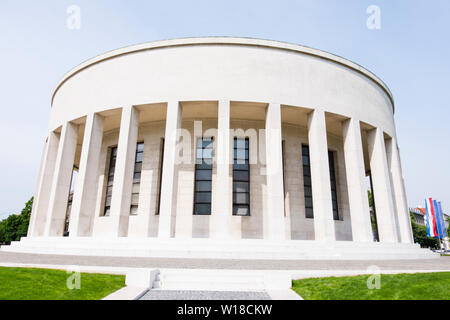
409,211,439,249
0,197,33,245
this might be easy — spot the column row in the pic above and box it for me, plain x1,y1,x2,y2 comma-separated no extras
28,103,413,243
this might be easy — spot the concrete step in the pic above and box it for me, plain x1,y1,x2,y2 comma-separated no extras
1,238,439,260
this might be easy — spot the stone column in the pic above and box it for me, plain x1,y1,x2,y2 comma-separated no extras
308,109,335,242
28,132,60,237
109,106,139,237
69,113,104,237
44,122,79,237
342,118,373,242
366,128,398,243
211,100,232,239
264,103,286,240
387,138,414,243
158,101,182,238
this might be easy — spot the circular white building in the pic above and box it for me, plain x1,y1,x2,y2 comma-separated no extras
8,38,436,259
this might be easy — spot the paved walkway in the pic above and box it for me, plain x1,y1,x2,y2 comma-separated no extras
0,251,449,271
139,290,271,300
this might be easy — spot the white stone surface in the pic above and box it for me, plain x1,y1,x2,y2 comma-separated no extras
44,122,79,237
69,113,104,237
342,118,373,242
158,101,182,238
110,106,139,237
23,38,419,260
366,128,398,243
308,109,335,242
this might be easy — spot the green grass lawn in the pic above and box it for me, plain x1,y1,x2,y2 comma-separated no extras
0,267,125,300
292,272,450,300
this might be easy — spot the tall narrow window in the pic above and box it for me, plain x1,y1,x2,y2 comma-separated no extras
302,146,340,221
156,138,165,215
193,137,213,215
302,145,313,218
233,138,250,216
130,142,144,215
328,151,339,220
103,147,117,216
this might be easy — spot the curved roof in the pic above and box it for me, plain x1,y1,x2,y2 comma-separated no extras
52,37,395,111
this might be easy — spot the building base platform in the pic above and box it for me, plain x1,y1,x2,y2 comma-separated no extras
1,237,438,260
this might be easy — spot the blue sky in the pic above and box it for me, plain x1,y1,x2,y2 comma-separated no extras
0,0,449,219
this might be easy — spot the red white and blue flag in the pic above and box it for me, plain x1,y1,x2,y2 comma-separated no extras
425,198,438,238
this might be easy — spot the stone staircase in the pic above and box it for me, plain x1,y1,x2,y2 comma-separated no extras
1,237,439,260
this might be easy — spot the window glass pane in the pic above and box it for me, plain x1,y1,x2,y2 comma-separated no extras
137,143,144,152
134,162,142,173
132,183,140,194
233,205,249,216
105,196,112,206
107,178,114,187
233,170,249,181
196,162,213,170
233,164,249,171
303,166,311,177
304,187,312,197
196,181,212,192
202,149,213,159
202,139,213,149
195,192,212,203
233,181,249,193
233,192,249,204
194,138,213,215
130,205,139,215
196,149,203,159
133,172,141,182
236,149,246,160
104,207,111,217
305,196,313,208
302,156,310,166
235,139,246,149
328,150,339,220
303,176,311,186
194,204,211,215
131,193,139,205
196,169,212,181
136,152,143,163
233,138,250,216
305,207,314,219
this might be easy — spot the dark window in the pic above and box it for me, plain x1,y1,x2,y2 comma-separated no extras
302,145,313,218
302,145,340,221
233,138,250,216
156,139,165,215
103,147,117,216
328,151,340,220
130,142,144,215
193,137,213,215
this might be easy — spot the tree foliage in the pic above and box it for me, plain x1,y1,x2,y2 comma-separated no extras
0,197,33,245
409,212,439,249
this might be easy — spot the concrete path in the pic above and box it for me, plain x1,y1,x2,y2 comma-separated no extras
0,251,449,271
139,290,271,300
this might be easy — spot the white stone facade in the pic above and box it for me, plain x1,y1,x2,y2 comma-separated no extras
14,38,431,260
